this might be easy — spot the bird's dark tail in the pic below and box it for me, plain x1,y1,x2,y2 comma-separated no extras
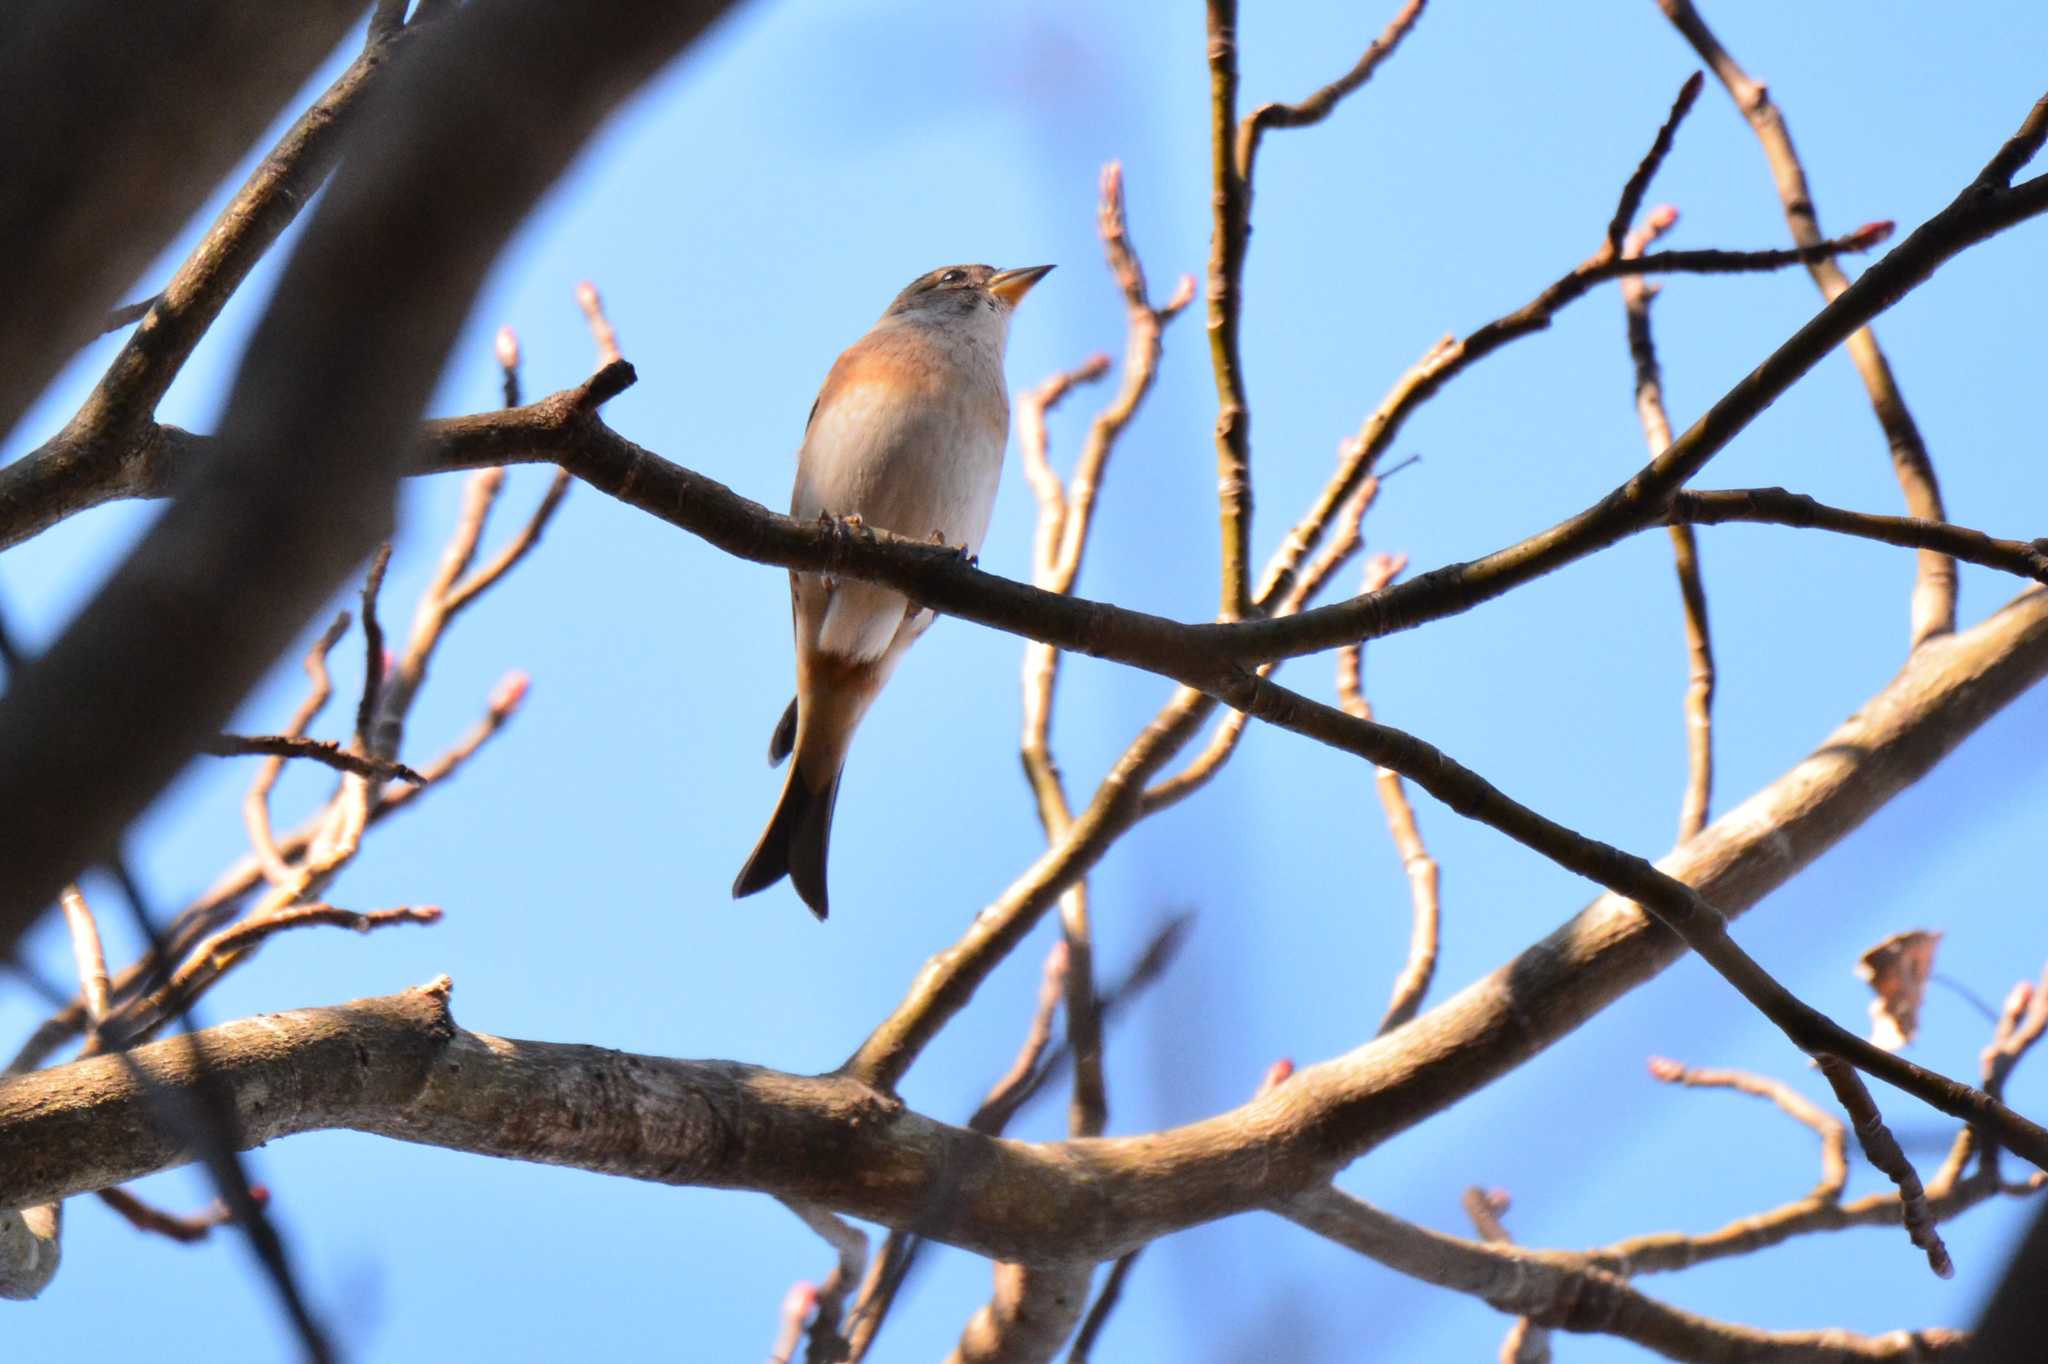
732,761,841,919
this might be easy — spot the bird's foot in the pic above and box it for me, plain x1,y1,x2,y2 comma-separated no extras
928,529,976,565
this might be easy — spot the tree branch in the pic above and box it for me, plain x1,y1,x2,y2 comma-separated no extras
1656,0,1957,647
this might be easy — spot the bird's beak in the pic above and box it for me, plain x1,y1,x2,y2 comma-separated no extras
988,264,1054,305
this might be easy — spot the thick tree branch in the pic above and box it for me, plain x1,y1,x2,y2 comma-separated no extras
0,982,1975,1360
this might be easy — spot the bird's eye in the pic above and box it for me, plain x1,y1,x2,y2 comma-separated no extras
939,269,966,285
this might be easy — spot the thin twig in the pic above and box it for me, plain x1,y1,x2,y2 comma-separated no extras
1065,1252,1136,1364
1334,552,1440,1034
1015,164,1191,1145
1814,1055,1952,1278
90,905,441,1055
1648,1057,1848,1203
1607,74,1703,254
1141,470,1389,814
770,1281,818,1364
58,884,111,1025
1215,0,1429,620
99,295,162,336
1657,0,1955,646
775,1197,867,1364
1281,1186,1963,1361
355,543,393,746
1460,1188,1553,1364
496,325,522,409
577,280,622,366
242,611,353,885
1622,203,1716,842
1670,488,2048,585
440,468,573,619
204,733,423,784
969,942,1071,1135
97,1184,263,1245
1248,172,1887,619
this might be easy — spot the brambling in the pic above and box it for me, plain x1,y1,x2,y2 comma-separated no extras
733,262,1053,918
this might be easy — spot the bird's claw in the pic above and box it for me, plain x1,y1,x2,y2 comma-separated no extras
928,529,976,565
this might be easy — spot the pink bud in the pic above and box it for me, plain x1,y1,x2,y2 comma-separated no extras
781,1281,819,1319
494,326,520,372
1646,203,1680,232
1257,1058,1295,1095
489,670,531,715
1646,1056,1684,1082
1849,220,1895,250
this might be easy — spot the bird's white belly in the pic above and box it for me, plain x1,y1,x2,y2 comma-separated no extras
793,378,1005,661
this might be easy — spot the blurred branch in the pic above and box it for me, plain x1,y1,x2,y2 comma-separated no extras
96,1183,263,1245
57,885,111,1027
202,734,423,785
0,1,369,444
775,1197,866,1364
0,0,741,988
245,612,354,885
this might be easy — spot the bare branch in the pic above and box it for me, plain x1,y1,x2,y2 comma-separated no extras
1670,489,2048,586
1607,72,1704,254
203,734,424,785
1814,1056,1952,1278
97,1183,262,1246
244,611,353,885
1333,552,1440,1036
776,1198,866,1364
1280,1186,1965,1361
1621,203,1717,843
58,885,110,1025
1649,1057,1849,1202
1657,0,1956,646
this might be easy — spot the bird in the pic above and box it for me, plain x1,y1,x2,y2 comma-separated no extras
732,262,1053,920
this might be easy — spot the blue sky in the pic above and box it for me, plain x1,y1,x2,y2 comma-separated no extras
6,2,2048,1359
